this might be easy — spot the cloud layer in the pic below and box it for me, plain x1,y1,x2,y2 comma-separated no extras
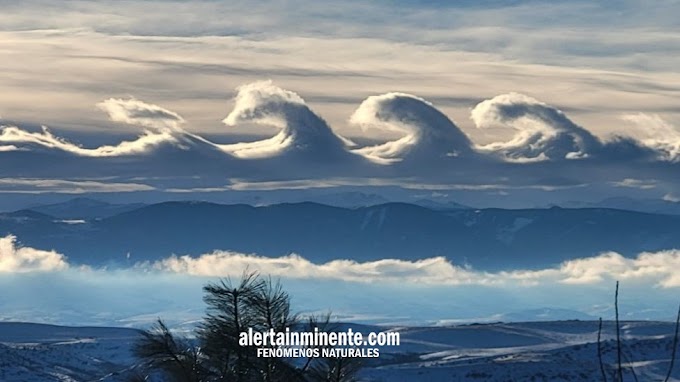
0,235,69,272
152,248,680,289
6,232,680,289
3,234,680,326
1,82,676,166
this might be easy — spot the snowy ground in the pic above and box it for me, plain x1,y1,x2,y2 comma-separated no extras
0,321,679,381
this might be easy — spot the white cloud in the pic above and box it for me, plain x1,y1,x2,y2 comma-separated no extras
0,125,179,157
96,97,185,131
151,248,680,289
471,92,601,162
663,193,680,203
611,178,657,189
621,113,680,162
162,177,586,193
349,92,472,163
0,178,154,193
0,235,68,272
221,80,353,159
1,0,679,143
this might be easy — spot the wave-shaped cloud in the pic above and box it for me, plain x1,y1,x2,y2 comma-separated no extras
350,93,473,163
0,235,69,272
471,93,603,162
0,98,224,158
221,80,354,160
96,98,185,132
0,81,680,176
0,125,178,156
621,113,680,162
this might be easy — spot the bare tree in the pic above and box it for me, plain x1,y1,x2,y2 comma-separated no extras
598,318,608,382
597,282,680,382
663,305,680,382
616,281,623,382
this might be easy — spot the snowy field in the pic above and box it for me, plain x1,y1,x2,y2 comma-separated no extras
1,321,679,381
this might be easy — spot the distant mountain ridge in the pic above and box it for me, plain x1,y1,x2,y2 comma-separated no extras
2,201,680,270
558,196,680,215
19,194,469,219
26,197,146,219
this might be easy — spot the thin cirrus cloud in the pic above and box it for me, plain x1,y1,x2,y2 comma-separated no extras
0,178,154,193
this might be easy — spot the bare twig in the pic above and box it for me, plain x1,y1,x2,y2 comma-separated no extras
615,281,623,382
598,317,608,382
663,304,680,382
622,351,639,382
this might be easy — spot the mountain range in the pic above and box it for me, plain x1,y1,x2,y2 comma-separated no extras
2,200,680,269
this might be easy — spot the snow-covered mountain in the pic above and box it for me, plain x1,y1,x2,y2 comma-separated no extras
1,321,678,381
3,202,680,269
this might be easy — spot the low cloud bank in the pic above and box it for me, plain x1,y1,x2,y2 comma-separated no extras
4,234,680,288
3,235,680,326
0,235,69,272
152,249,680,288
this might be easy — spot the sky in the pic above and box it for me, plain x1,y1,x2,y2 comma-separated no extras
0,1,679,205
1,1,679,138
1,1,680,326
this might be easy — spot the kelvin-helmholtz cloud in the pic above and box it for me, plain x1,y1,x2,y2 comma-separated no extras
471,93,603,162
1,80,680,193
0,97,192,157
220,80,356,161
350,92,474,163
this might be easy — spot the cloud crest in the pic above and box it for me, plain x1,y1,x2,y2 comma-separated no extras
221,80,353,160
96,98,186,132
350,93,473,163
621,113,680,162
471,93,602,162
0,125,178,157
